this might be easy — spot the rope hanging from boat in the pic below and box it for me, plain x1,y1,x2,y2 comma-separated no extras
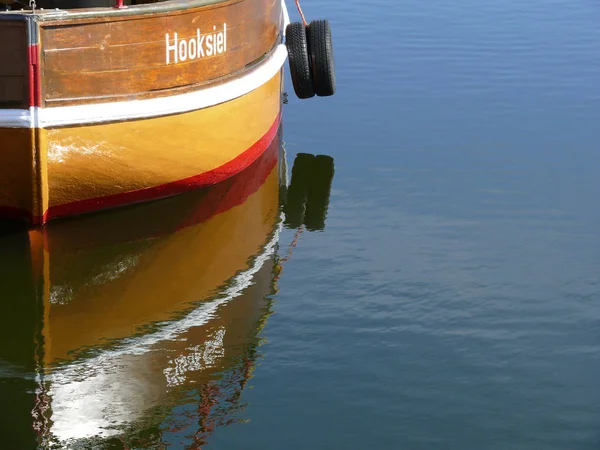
294,0,308,27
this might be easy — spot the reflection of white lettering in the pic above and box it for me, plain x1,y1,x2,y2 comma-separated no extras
165,23,227,65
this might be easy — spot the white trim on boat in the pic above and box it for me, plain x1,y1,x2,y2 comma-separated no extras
1,43,288,129
0,108,32,128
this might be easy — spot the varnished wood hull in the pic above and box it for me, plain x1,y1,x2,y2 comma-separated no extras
0,0,289,224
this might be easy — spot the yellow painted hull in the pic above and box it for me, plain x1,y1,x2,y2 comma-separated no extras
0,71,282,224
36,135,280,364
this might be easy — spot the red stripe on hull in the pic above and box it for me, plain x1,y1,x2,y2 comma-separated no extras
28,43,41,108
0,113,282,226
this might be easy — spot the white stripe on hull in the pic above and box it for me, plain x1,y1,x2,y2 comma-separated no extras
0,108,32,128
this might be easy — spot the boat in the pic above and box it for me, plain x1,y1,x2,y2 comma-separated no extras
0,0,335,225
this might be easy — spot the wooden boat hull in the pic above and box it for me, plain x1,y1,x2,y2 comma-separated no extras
0,0,289,224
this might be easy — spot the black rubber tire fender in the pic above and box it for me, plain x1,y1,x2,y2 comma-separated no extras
307,20,336,97
285,22,315,99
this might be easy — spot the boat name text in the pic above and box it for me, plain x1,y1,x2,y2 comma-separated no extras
165,24,227,65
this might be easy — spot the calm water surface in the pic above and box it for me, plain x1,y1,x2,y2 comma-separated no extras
2,0,600,448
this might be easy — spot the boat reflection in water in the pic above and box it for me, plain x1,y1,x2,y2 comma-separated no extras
0,126,335,449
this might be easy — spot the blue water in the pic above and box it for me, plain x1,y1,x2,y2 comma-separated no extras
216,0,600,448
2,0,600,448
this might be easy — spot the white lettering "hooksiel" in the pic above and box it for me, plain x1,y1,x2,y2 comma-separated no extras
165,24,227,65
